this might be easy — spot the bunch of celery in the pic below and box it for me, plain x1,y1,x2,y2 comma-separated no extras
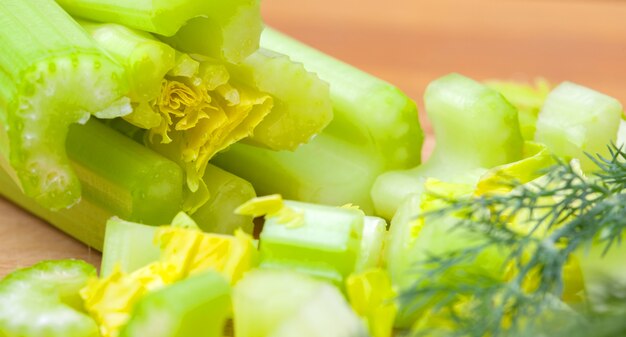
0,0,340,247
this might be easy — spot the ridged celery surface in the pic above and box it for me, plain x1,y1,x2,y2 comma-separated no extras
214,29,423,213
56,0,262,63
0,119,183,249
0,0,130,210
260,28,423,170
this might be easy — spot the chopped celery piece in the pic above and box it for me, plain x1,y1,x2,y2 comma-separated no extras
0,260,98,337
57,0,262,62
261,28,423,171
191,165,255,234
233,270,368,337
372,73,524,219
0,119,183,250
485,78,550,140
355,216,387,272
534,81,623,171
231,48,333,150
119,271,230,337
254,200,364,283
213,133,382,213
0,0,130,209
82,219,256,337
100,218,160,277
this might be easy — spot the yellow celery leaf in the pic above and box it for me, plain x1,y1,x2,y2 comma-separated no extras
341,203,361,210
80,263,179,337
346,269,397,337
235,194,284,217
476,141,554,196
156,227,258,283
235,194,304,228
81,222,256,337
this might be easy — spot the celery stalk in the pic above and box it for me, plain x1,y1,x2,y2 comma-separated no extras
120,271,231,337
261,28,423,171
0,119,183,249
191,165,255,234
372,73,524,219
214,29,423,213
230,48,333,150
57,0,262,62
213,133,382,213
0,0,130,209
81,21,273,205
534,81,623,171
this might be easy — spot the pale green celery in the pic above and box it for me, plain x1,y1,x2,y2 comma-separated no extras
0,119,183,250
261,28,423,171
213,133,383,214
230,48,333,150
535,82,623,171
0,0,130,209
259,201,364,285
213,29,423,214
100,218,160,277
0,260,98,337
372,73,524,219
57,0,262,62
120,271,231,337
485,78,550,140
355,216,387,272
191,165,255,234
233,270,368,337
80,21,176,103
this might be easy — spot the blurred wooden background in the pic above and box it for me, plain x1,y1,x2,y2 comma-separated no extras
2,0,626,277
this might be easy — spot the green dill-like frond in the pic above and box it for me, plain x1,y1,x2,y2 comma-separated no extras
400,144,626,337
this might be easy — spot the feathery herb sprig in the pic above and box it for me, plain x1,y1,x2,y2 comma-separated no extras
400,145,626,337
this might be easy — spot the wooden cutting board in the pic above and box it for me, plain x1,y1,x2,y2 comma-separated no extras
2,0,626,277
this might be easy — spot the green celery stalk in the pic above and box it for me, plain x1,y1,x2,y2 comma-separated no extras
191,164,255,234
534,81,623,171
213,133,383,213
230,48,334,151
234,270,367,337
214,29,423,214
0,0,130,210
56,0,262,62
0,260,98,337
261,28,424,171
120,271,231,337
372,73,524,219
0,119,183,249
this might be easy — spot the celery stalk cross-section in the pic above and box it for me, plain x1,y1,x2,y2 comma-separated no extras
0,0,130,210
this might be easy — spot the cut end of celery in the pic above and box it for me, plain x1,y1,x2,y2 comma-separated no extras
238,48,333,150
535,81,623,171
8,56,130,209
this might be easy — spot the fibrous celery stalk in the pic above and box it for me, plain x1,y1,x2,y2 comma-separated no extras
56,0,262,63
0,0,130,209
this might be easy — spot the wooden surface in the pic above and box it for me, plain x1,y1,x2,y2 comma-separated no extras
2,0,626,277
